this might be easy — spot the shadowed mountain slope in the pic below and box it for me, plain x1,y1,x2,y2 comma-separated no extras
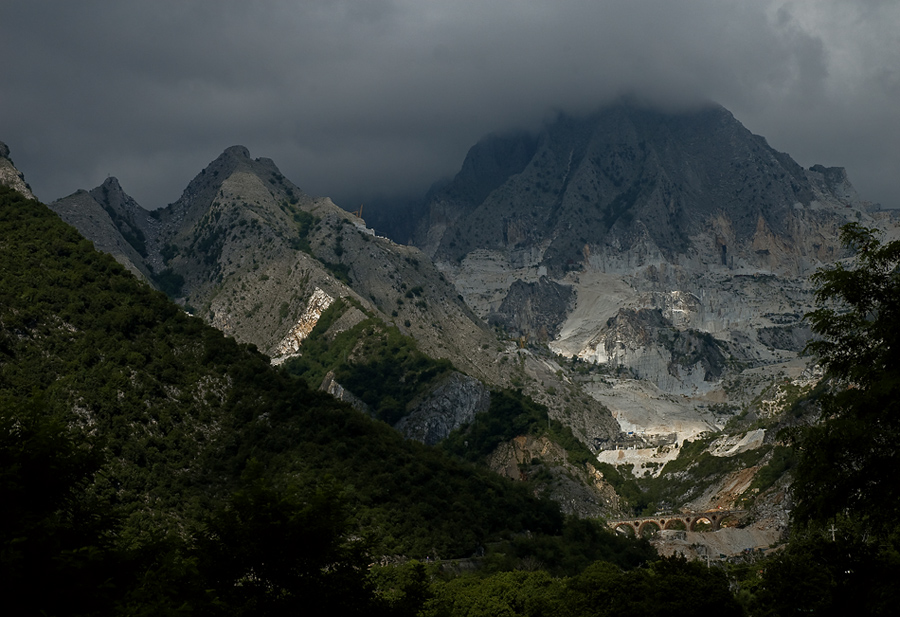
0,184,573,561
414,102,860,276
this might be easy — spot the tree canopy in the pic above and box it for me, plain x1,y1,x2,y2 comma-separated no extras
751,223,900,615
798,223,900,529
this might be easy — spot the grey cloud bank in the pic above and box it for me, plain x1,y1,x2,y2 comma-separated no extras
2,0,898,210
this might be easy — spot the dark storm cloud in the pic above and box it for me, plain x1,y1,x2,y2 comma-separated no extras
2,0,898,209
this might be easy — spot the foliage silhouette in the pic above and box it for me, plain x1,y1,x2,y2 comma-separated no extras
798,223,900,530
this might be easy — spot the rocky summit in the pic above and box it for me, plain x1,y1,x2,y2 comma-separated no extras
411,100,880,448
51,145,490,370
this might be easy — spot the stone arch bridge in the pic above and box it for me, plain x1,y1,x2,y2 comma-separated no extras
608,510,747,536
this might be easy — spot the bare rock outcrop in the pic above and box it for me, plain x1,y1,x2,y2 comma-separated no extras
490,276,574,341
50,184,156,283
270,287,334,363
320,371,371,415
487,435,621,517
0,141,35,199
394,372,490,445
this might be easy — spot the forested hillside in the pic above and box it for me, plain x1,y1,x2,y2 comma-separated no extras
0,186,662,614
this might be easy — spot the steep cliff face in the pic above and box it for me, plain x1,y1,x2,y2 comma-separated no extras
412,101,876,444
579,308,732,395
0,141,34,200
394,372,491,445
490,277,574,341
50,179,157,283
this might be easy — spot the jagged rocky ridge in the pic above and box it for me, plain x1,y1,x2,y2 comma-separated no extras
46,143,619,491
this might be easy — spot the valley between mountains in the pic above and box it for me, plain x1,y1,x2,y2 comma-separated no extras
6,102,896,560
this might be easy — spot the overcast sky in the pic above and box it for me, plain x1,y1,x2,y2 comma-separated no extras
2,0,898,210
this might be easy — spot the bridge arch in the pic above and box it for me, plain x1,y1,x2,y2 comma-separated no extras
607,510,747,535
638,521,661,537
663,518,688,531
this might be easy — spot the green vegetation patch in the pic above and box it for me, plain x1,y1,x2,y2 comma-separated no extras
318,259,352,284
288,208,318,254
423,554,740,617
152,267,185,298
745,445,797,499
442,389,597,470
282,305,454,425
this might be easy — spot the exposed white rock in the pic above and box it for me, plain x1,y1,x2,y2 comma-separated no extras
270,287,333,363
351,220,375,236
550,270,638,357
585,378,716,446
437,245,549,317
597,444,682,478
708,429,766,457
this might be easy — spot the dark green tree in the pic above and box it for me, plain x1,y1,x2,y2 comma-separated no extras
423,570,568,617
564,556,740,617
754,520,899,616
370,560,434,617
800,223,900,529
760,222,900,615
0,395,119,616
193,463,382,617
614,556,742,617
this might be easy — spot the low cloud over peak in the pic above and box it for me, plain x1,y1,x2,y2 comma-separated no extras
2,1,898,209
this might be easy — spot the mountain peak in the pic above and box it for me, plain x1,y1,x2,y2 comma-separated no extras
414,101,828,269
50,179,155,282
222,145,251,159
188,145,283,192
162,145,280,226
100,175,124,191
89,176,147,218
